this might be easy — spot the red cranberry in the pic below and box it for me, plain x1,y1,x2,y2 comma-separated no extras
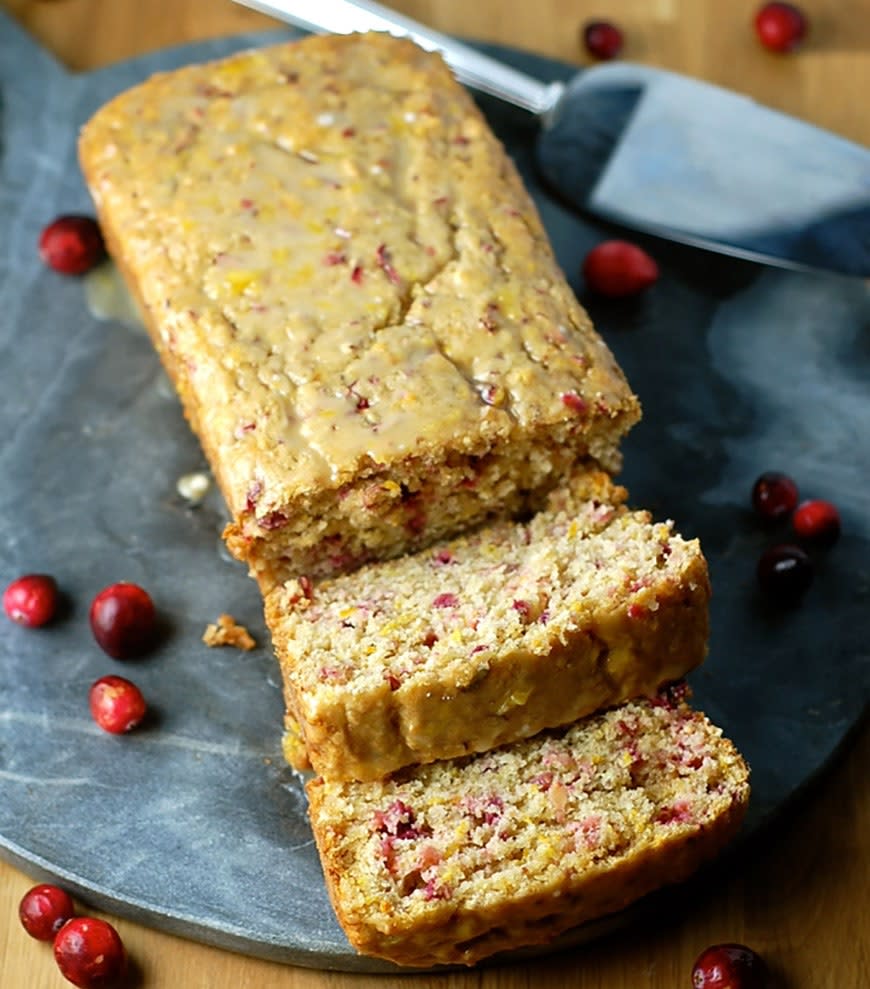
754,2,808,52
39,216,105,275
757,543,813,603
89,582,156,659
582,240,659,297
793,498,841,547
582,20,624,60
53,916,126,988
692,942,767,988
89,675,147,734
751,471,799,522
19,884,76,941
3,573,59,627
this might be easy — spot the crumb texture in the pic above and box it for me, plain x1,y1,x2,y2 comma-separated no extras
307,697,750,968
266,470,710,780
79,31,639,586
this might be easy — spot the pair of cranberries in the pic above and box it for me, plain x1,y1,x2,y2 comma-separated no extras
751,471,840,604
3,575,156,662
3,575,154,733
582,4,807,60
19,883,126,987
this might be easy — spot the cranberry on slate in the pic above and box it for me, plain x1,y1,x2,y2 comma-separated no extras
751,471,799,522
754,2,808,53
692,942,768,989
793,498,841,547
3,573,59,627
89,582,156,659
19,884,76,941
757,543,813,603
53,916,126,989
39,216,105,276
582,240,659,297
582,20,624,60
89,675,147,734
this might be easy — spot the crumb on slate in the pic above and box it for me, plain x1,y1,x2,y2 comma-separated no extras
202,613,256,651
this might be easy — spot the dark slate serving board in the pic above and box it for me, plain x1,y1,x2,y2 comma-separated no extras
0,13,868,972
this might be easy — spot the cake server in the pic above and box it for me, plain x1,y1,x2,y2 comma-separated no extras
233,0,870,278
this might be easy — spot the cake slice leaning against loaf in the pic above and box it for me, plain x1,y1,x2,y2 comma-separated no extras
78,31,640,591
264,469,711,782
306,692,750,968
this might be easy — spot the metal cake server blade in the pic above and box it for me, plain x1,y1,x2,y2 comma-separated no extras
234,0,870,278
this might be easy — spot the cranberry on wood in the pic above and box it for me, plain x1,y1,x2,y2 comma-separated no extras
18,884,76,941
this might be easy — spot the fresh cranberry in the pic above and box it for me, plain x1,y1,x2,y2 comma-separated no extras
751,471,799,522
754,2,808,52
757,543,813,603
39,216,105,275
89,582,156,659
582,20,624,60
89,675,147,734
19,884,76,941
53,916,126,988
793,498,841,546
582,240,659,297
692,942,767,988
3,573,59,627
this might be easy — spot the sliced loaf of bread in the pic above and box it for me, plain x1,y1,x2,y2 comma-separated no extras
265,470,710,781
307,692,750,968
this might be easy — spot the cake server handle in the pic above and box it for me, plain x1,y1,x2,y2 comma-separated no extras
233,0,564,118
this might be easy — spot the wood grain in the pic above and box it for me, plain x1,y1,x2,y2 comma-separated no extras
1,1,869,986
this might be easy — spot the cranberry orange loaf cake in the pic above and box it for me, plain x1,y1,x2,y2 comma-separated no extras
265,470,710,781
306,693,750,968
78,32,640,589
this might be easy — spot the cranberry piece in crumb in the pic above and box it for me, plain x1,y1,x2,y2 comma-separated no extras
793,498,841,547
19,884,75,941
653,680,691,709
53,916,126,988
754,2,808,52
692,942,767,989
89,582,155,659
751,471,799,522
757,543,813,603
3,573,59,627
298,575,314,599
582,20,624,60
89,675,147,734
561,391,588,414
38,215,105,275
582,240,659,297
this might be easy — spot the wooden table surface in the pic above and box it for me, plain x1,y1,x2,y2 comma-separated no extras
2,0,868,986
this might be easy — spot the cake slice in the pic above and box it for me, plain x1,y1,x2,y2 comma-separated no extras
78,32,640,590
307,692,750,968
265,470,710,781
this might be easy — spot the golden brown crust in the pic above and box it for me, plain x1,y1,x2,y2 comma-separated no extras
78,32,640,586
